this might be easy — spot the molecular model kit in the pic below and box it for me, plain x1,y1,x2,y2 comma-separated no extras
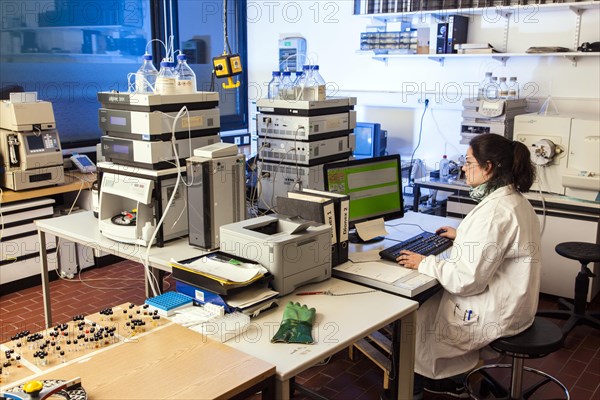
0,303,169,388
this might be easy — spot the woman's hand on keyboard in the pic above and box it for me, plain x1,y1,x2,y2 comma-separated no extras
436,226,456,240
396,250,426,269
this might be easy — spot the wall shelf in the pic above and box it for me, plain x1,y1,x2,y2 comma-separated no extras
357,1,599,21
357,51,599,66
358,1,599,66
357,51,600,66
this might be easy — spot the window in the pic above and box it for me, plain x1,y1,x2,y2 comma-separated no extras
0,0,248,151
171,0,248,132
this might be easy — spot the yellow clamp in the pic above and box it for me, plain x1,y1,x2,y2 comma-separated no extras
223,77,241,89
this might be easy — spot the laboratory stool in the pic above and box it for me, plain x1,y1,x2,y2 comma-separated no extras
464,317,569,400
536,242,600,336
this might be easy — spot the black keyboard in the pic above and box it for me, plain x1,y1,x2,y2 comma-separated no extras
379,231,453,262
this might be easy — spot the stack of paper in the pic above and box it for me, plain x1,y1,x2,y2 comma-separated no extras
455,43,498,54
226,285,280,317
334,261,414,284
171,255,268,285
226,286,279,309
170,306,251,342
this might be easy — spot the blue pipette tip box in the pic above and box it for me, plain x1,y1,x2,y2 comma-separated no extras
145,292,193,316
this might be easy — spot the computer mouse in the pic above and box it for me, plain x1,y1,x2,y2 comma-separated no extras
436,229,447,235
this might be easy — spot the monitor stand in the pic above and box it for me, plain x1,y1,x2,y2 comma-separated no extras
348,230,385,244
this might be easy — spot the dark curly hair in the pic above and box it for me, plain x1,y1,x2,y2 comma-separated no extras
470,134,535,193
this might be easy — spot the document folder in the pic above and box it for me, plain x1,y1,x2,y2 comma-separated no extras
293,188,350,266
277,194,337,265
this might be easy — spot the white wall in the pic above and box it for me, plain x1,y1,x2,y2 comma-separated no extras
246,1,600,169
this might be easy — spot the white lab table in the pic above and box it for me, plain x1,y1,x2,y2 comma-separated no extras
334,212,461,301
226,278,418,400
36,211,207,327
35,211,421,400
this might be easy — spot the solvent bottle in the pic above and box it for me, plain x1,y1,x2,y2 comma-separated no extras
279,71,294,100
135,54,158,93
439,155,450,178
498,77,509,99
174,54,197,94
267,71,281,99
155,60,176,95
478,72,492,99
486,76,499,100
508,77,519,100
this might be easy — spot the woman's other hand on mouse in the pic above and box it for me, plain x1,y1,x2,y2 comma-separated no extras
436,226,456,240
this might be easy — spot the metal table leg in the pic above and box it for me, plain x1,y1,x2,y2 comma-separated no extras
392,309,416,400
38,229,52,328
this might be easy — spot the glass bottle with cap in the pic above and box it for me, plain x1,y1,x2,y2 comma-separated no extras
507,77,519,100
485,76,499,100
155,60,176,95
174,54,197,94
267,71,281,99
300,65,326,101
135,53,158,93
279,71,294,100
498,77,509,99
478,72,492,99
439,155,450,178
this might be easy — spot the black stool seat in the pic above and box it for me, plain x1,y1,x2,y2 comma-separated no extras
555,242,600,264
465,318,569,399
537,241,600,337
491,318,564,358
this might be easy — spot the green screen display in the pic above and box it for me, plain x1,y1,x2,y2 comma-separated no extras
325,155,403,225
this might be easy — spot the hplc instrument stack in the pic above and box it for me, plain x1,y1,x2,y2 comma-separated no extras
95,91,221,246
255,96,357,211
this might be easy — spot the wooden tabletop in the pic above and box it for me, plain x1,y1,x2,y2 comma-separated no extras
1,171,96,203
2,323,275,400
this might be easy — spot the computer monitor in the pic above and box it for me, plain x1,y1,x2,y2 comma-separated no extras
323,154,404,231
353,122,387,159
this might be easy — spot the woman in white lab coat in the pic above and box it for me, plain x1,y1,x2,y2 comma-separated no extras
397,134,541,398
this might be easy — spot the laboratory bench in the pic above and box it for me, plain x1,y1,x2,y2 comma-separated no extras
0,172,100,295
410,175,468,213
32,210,439,400
0,171,96,204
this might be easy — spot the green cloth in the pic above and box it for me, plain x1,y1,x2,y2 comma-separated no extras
271,301,316,344
469,182,490,203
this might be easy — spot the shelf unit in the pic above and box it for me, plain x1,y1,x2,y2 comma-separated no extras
357,1,600,22
357,1,600,66
356,50,600,66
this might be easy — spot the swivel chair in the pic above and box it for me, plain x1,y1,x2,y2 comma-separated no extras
537,242,600,336
465,317,570,399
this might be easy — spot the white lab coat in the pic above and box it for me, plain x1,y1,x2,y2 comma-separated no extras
415,185,541,379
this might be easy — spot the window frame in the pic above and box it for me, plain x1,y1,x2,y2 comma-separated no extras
151,0,249,132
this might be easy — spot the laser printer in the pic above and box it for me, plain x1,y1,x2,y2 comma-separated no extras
219,215,331,295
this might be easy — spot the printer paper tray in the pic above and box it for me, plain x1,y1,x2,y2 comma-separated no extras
171,251,273,295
